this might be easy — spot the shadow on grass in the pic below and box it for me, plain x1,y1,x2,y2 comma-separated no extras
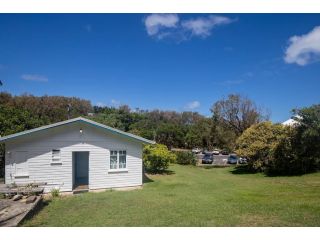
264,170,318,177
199,165,231,169
230,165,258,175
143,169,175,183
143,173,154,183
145,170,175,175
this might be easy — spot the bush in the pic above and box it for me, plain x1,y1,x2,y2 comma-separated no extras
143,144,176,174
50,188,60,198
267,105,320,175
235,122,287,172
175,151,197,165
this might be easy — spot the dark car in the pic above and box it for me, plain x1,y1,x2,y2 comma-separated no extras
202,153,213,164
227,154,239,164
221,149,229,155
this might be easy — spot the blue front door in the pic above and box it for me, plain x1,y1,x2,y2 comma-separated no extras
73,152,89,188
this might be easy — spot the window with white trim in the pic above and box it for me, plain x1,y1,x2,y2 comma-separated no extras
110,150,118,169
110,150,126,169
52,149,61,163
119,150,126,169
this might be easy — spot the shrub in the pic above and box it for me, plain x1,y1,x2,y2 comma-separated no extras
143,144,176,174
50,188,60,198
175,151,197,166
293,105,320,172
235,122,287,172
267,105,320,175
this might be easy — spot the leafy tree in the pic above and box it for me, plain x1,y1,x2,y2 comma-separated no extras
235,122,287,172
143,144,176,173
129,119,156,140
0,105,45,176
155,123,186,149
269,105,320,175
268,127,301,175
185,118,212,149
0,92,92,124
210,116,237,151
293,104,320,163
0,105,44,136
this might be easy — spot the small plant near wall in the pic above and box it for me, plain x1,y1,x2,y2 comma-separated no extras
50,188,60,198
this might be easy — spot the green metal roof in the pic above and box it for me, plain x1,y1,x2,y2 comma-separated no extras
0,117,155,144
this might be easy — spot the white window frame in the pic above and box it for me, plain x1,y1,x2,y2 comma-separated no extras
51,149,62,164
108,150,128,173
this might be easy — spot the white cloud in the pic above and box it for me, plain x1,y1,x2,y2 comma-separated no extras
21,74,48,82
110,99,121,107
181,15,233,38
144,14,179,37
144,14,233,41
284,26,320,66
185,101,200,110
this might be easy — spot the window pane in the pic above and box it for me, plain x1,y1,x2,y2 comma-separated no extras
119,151,126,169
110,151,118,169
110,156,117,169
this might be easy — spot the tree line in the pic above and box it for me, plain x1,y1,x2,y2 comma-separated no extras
1,91,318,176
0,92,268,151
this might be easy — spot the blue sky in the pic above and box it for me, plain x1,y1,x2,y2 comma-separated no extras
0,14,319,123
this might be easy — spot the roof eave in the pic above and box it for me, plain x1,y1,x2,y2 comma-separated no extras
0,117,155,145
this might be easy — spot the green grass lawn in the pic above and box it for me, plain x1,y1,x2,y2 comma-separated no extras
23,165,320,226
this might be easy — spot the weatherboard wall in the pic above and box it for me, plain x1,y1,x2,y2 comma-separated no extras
5,122,143,192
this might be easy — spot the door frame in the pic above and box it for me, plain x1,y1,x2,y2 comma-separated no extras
72,151,89,190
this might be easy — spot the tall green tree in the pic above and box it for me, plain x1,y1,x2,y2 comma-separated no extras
271,105,320,175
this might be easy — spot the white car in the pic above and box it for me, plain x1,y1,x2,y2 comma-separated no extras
192,148,202,154
212,149,220,155
239,157,248,164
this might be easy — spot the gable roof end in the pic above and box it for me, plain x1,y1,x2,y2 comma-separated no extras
0,117,155,144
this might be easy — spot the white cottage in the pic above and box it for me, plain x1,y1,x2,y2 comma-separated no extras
0,117,155,193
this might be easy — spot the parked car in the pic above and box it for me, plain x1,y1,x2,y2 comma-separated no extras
227,154,239,164
221,149,229,155
239,157,248,164
212,149,220,155
202,153,213,164
192,148,202,154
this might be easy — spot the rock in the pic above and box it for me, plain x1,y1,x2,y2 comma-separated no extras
12,195,22,201
26,195,37,204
